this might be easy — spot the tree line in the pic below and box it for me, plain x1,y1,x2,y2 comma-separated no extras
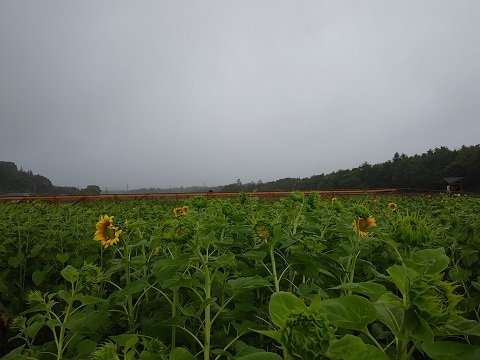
0,161,101,195
2,144,479,195
221,145,480,193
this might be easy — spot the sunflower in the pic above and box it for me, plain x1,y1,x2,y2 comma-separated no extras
94,215,122,248
331,197,337,205
173,207,183,217
254,221,273,243
181,205,189,215
388,202,398,211
353,216,376,236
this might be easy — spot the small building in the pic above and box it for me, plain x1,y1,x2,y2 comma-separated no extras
444,177,463,194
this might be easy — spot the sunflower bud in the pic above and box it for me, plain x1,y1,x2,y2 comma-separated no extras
79,263,104,290
26,290,44,306
280,308,336,359
392,212,433,246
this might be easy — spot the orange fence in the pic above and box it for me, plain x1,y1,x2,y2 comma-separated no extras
0,188,399,205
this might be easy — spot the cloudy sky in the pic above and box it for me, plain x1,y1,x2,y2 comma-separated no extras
1,1,479,190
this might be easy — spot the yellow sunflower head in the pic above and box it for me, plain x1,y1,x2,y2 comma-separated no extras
173,207,184,217
353,216,377,236
388,202,398,211
181,205,189,215
93,215,122,248
331,197,337,205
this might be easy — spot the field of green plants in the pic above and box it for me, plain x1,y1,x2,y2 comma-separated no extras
1,192,480,360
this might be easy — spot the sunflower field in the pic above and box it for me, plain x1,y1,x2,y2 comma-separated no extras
1,192,480,360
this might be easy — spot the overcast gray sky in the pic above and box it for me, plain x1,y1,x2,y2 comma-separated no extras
1,1,479,190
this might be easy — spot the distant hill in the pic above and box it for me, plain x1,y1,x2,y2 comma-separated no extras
2,144,480,195
0,161,101,195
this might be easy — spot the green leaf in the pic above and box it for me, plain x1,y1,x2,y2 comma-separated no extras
110,334,139,347
235,353,283,360
169,347,197,360
118,278,149,296
61,265,79,284
240,250,267,262
0,345,28,360
56,253,69,263
8,253,25,268
404,248,450,275
422,341,480,360
75,339,97,357
269,291,307,328
152,257,190,282
320,295,377,331
387,264,418,297
330,282,388,301
227,276,270,295
444,316,480,336
32,265,53,286
404,308,433,342
213,252,236,267
327,334,389,360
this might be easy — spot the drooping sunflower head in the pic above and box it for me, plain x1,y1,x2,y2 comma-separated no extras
389,202,398,212
409,273,462,325
93,215,122,249
254,221,273,243
353,216,377,236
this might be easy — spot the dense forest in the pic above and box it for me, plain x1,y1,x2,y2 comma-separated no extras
221,145,480,193
0,161,101,195
1,144,480,195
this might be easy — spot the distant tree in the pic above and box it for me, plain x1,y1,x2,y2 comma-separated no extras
82,185,101,195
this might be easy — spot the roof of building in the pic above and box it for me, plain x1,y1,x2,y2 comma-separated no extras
444,177,463,184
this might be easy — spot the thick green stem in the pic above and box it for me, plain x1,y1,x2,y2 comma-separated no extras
123,242,134,330
57,286,76,360
204,266,211,360
269,245,280,293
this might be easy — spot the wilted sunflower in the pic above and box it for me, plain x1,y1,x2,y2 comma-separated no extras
353,216,377,236
94,215,122,248
389,202,398,211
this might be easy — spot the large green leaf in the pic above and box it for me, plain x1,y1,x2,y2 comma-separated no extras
327,334,389,360
169,347,197,360
227,276,270,295
403,308,433,342
151,257,190,282
61,265,79,284
404,247,449,275
443,316,480,336
331,282,388,301
235,353,283,360
422,341,480,360
386,264,418,297
320,295,377,331
269,292,306,328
